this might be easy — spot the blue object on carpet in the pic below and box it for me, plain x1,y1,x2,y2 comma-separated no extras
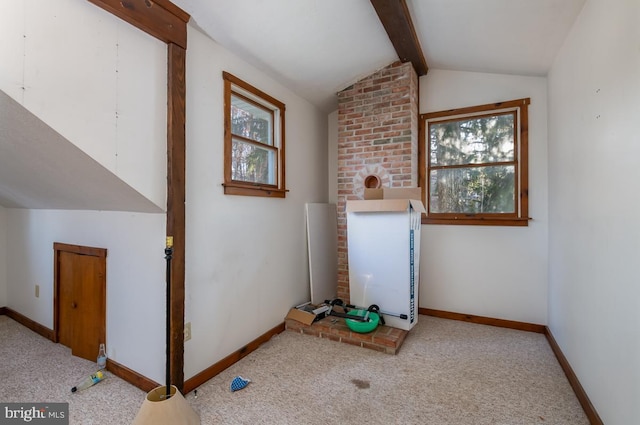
230,376,251,392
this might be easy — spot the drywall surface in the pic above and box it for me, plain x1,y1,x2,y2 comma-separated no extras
0,205,6,307
419,70,549,325
0,91,163,212
0,0,167,209
5,209,167,384
183,26,328,380
547,0,640,423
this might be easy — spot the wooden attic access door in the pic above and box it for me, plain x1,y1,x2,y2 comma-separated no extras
54,243,106,362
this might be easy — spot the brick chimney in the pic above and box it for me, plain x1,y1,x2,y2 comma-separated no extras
336,61,419,302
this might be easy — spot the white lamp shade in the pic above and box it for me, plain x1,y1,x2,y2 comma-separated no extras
132,385,199,425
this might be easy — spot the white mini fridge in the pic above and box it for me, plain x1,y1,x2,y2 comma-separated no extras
346,199,425,331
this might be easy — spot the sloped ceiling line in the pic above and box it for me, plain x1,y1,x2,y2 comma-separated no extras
0,90,163,212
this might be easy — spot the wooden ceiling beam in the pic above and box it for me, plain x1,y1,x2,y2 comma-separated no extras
88,0,189,49
370,0,428,76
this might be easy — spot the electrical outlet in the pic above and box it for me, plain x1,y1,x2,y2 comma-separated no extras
35,285,39,298
184,322,192,341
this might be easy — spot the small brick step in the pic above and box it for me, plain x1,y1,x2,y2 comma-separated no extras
285,315,408,355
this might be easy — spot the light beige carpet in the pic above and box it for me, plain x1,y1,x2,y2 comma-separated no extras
0,315,588,424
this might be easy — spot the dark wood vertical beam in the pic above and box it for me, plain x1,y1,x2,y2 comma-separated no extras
86,0,189,391
166,42,187,392
370,0,428,76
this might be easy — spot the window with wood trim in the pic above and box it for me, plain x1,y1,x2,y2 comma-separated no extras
419,98,530,226
223,72,287,198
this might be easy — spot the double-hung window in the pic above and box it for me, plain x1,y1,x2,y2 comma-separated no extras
222,72,286,198
420,98,530,226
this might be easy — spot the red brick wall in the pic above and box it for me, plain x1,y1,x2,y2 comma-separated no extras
336,61,419,302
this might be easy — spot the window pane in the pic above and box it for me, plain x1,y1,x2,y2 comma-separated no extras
231,138,276,185
231,95,273,145
429,165,515,214
430,114,514,166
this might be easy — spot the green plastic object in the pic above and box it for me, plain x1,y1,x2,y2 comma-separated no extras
345,309,380,333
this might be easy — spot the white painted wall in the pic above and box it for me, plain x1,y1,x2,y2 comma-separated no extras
6,209,167,383
0,0,167,209
0,205,6,307
418,70,549,325
547,0,640,423
0,0,171,384
183,27,328,379
0,0,328,386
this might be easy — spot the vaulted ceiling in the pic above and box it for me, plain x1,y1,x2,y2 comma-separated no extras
0,0,586,210
173,0,586,113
